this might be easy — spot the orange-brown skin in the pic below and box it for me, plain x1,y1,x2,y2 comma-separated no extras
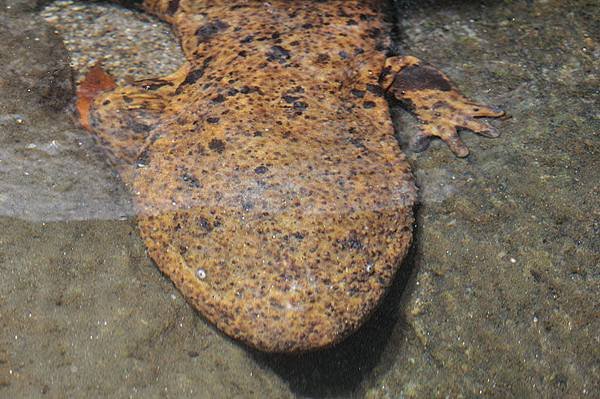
77,0,503,352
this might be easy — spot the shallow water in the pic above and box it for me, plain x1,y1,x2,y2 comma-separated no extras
1,0,598,397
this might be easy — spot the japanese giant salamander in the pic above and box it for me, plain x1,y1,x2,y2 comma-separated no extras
76,0,504,352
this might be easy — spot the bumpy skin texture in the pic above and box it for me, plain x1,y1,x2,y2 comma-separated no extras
77,0,503,352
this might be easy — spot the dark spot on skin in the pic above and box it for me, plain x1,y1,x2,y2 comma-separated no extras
339,51,349,59
207,117,220,124
123,96,133,104
282,94,299,103
227,88,239,96
198,216,212,231
271,32,280,39
242,202,254,212
316,53,330,64
195,20,229,43
253,131,262,137
338,235,363,250
360,13,375,21
367,28,382,38
182,173,201,188
102,99,110,106
240,86,255,94
351,89,365,98
354,48,365,55
211,94,225,103
254,165,268,174
238,50,248,57
293,101,308,111
293,232,304,240
208,138,225,153
241,35,254,43
366,83,384,97
346,19,357,26
267,45,291,64
166,0,180,16
302,23,313,29
175,57,212,93
363,101,376,109
392,64,452,92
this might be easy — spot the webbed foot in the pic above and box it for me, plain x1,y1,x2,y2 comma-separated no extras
382,56,504,157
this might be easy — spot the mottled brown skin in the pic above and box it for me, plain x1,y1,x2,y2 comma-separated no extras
77,0,503,352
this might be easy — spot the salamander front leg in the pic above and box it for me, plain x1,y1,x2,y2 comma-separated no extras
76,63,190,167
382,56,504,157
